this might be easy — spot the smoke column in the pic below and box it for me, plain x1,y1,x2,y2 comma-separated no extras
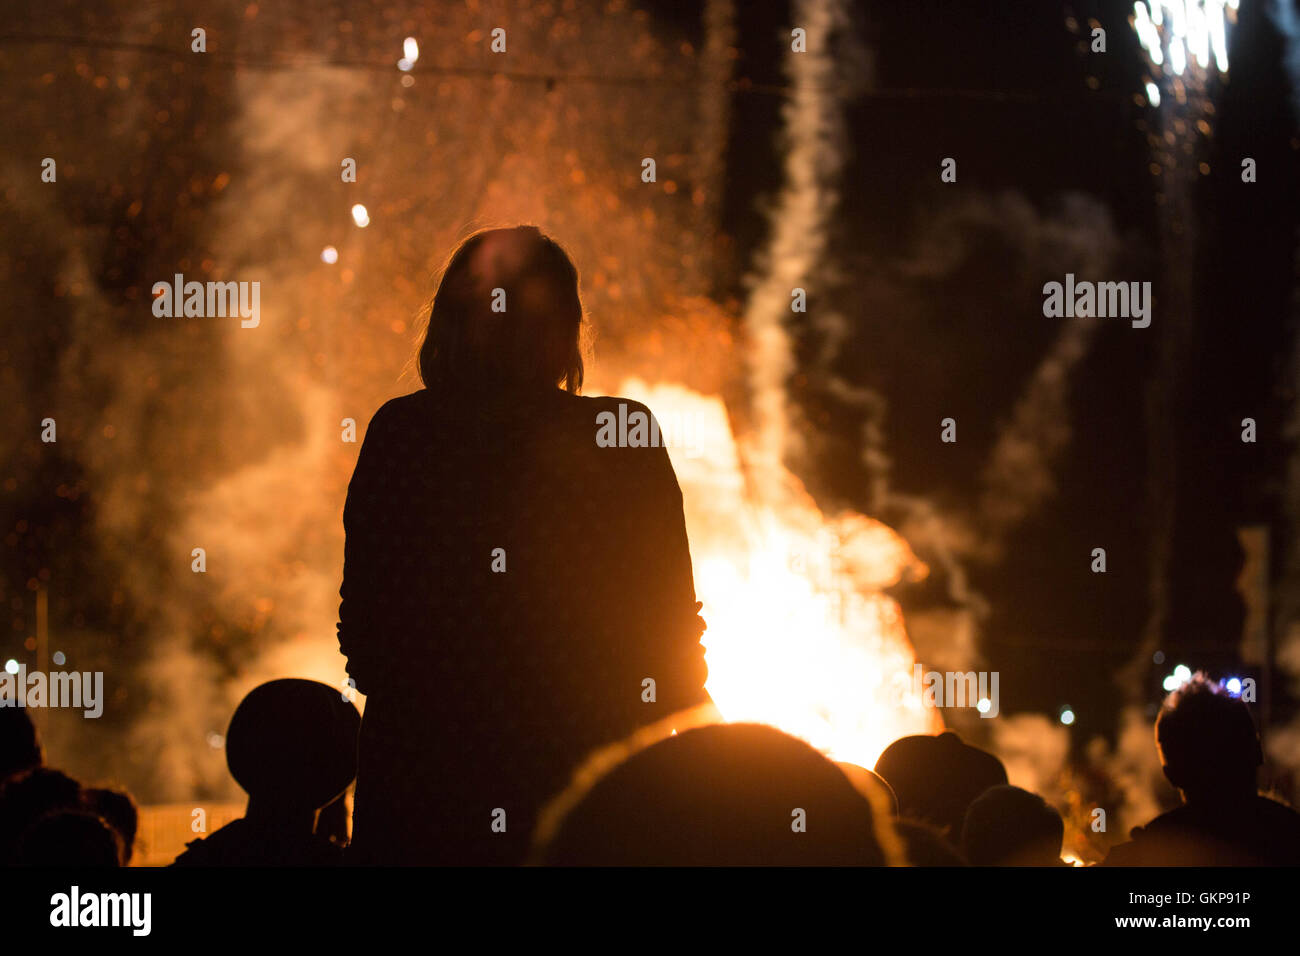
741,0,856,504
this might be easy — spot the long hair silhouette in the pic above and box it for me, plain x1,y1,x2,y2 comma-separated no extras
418,226,585,394
339,226,709,865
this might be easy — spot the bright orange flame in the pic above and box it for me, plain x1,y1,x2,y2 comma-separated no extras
614,378,943,768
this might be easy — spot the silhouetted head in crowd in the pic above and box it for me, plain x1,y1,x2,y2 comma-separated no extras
874,731,1008,837
173,679,360,866
1101,673,1300,866
0,766,82,863
961,785,1064,866
84,787,139,865
0,708,43,782
1156,673,1261,803
226,678,361,823
13,810,121,867
894,819,968,866
537,723,886,865
418,226,585,395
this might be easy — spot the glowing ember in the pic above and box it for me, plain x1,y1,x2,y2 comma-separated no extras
614,378,943,768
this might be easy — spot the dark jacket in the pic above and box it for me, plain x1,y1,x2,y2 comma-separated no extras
172,819,344,867
1102,794,1300,866
337,386,709,864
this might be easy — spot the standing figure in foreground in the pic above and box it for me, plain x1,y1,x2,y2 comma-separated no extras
338,226,710,864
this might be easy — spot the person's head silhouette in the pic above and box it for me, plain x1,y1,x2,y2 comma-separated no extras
83,787,139,865
1156,673,1261,803
225,678,361,825
419,225,585,395
0,708,42,783
13,810,121,867
961,784,1064,866
171,680,360,867
537,723,885,865
0,767,82,863
873,731,1008,837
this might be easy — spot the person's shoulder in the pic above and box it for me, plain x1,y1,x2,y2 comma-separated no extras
1251,794,1300,829
585,395,676,456
1099,808,1180,866
1100,819,1166,866
170,818,247,866
1142,804,1193,831
1098,840,1140,866
372,389,431,423
571,392,654,417
360,389,435,443
582,394,673,438
1253,792,1300,812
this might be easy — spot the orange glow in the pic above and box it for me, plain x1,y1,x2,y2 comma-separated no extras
612,378,943,769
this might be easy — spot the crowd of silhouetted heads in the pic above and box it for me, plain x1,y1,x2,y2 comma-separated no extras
1,672,1297,866
0,709,136,866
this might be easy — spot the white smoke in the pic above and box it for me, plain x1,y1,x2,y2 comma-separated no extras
741,0,858,503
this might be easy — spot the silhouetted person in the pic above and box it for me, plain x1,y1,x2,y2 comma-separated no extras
0,709,42,783
0,767,81,864
339,226,709,865
1103,673,1300,866
874,731,1008,839
83,787,139,866
13,810,121,867
535,723,884,865
172,679,360,867
961,784,1065,866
